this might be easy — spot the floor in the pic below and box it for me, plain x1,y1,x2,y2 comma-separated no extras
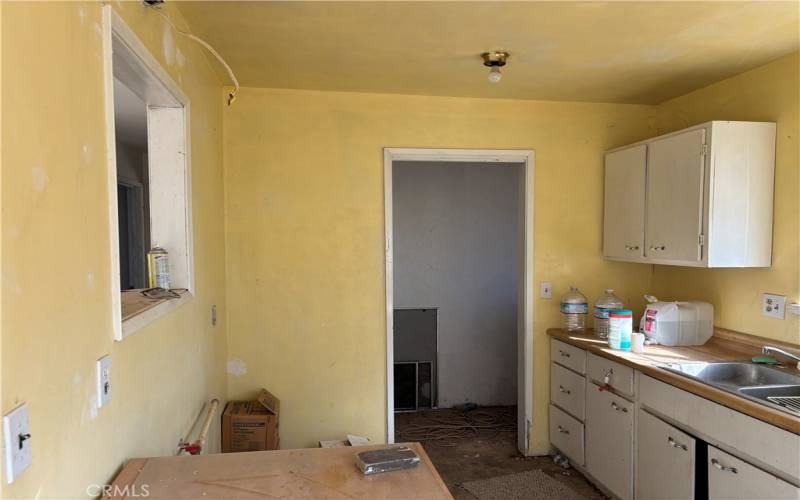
395,406,606,500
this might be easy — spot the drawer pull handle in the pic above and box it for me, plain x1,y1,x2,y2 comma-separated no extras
559,350,571,358
711,458,737,474
667,437,687,451
625,245,640,251
558,385,571,395
557,425,570,435
610,401,628,413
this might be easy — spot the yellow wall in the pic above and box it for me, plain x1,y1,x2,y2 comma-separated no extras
651,52,800,344
1,2,227,497
223,87,657,452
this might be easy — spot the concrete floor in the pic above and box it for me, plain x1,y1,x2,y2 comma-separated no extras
396,406,606,499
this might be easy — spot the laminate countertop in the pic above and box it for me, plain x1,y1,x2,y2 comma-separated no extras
547,328,800,435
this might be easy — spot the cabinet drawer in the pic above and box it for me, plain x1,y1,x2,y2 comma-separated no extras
549,404,584,467
588,353,634,397
708,446,799,500
551,339,586,374
640,374,800,483
587,384,634,500
637,409,696,500
550,362,586,420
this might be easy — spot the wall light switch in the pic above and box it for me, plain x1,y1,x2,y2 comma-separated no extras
96,355,112,408
763,293,786,320
540,282,553,299
3,403,32,484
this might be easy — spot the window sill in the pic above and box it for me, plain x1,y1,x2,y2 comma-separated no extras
120,288,192,339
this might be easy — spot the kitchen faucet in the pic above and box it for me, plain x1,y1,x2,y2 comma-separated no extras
762,345,800,369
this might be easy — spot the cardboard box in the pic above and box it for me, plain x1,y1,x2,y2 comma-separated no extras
222,389,280,453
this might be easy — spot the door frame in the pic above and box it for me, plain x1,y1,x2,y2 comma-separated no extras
383,148,535,455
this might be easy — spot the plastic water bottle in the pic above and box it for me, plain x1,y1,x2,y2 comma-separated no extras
593,289,624,339
561,286,588,331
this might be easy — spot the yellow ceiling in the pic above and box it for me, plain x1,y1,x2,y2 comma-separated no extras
178,1,800,104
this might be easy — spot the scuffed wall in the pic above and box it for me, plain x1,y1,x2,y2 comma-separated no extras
1,2,227,496
223,87,657,452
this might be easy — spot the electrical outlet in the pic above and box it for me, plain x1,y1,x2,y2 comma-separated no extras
763,293,786,320
540,282,553,299
3,404,32,484
96,355,112,408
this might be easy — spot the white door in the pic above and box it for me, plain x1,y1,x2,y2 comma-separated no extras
586,385,634,500
604,145,646,260
636,410,695,500
645,129,706,263
708,446,799,499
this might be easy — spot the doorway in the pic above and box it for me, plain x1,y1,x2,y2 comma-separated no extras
384,148,534,455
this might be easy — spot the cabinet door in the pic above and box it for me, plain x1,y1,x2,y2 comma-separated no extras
586,385,634,500
636,410,695,500
603,145,646,260
645,129,706,263
708,446,799,500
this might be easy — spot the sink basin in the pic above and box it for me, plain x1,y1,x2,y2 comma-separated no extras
739,385,800,416
658,362,800,417
660,362,800,388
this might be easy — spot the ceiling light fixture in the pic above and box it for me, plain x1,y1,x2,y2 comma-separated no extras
481,51,509,84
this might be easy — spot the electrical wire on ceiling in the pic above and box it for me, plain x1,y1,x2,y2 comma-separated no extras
145,3,240,106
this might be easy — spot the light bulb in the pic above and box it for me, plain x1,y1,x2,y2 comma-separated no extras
488,66,502,83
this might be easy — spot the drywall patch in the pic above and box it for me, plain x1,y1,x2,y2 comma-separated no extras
86,272,95,289
176,48,186,68
78,6,87,26
227,358,248,377
31,166,50,192
82,144,92,163
162,23,176,66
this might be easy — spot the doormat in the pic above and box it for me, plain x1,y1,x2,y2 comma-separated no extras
460,469,585,500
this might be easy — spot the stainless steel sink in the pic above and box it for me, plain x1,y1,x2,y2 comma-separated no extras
658,361,800,417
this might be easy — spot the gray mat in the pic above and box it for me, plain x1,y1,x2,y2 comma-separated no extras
460,469,585,500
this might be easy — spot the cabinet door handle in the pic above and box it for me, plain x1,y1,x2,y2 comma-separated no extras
649,245,666,251
625,245,640,251
711,458,737,474
558,385,571,395
667,437,688,451
559,350,571,358
557,425,570,435
610,401,628,413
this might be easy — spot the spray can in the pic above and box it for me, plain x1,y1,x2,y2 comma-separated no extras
147,246,170,289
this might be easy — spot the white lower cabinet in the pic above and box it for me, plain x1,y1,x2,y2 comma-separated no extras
549,404,585,466
708,446,799,500
586,384,634,500
636,410,695,500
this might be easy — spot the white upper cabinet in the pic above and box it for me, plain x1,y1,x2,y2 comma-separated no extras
603,145,646,260
604,121,776,267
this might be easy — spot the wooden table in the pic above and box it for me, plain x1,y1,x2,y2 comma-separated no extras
105,443,453,499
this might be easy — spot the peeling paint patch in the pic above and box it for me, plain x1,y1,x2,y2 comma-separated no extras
163,24,176,66
78,6,87,26
227,358,248,377
82,395,99,424
86,272,95,289
82,144,92,163
31,166,50,192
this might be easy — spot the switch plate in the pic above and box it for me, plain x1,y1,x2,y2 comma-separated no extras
540,282,553,299
96,355,112,408
3,404,32,484
763,293,786,320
